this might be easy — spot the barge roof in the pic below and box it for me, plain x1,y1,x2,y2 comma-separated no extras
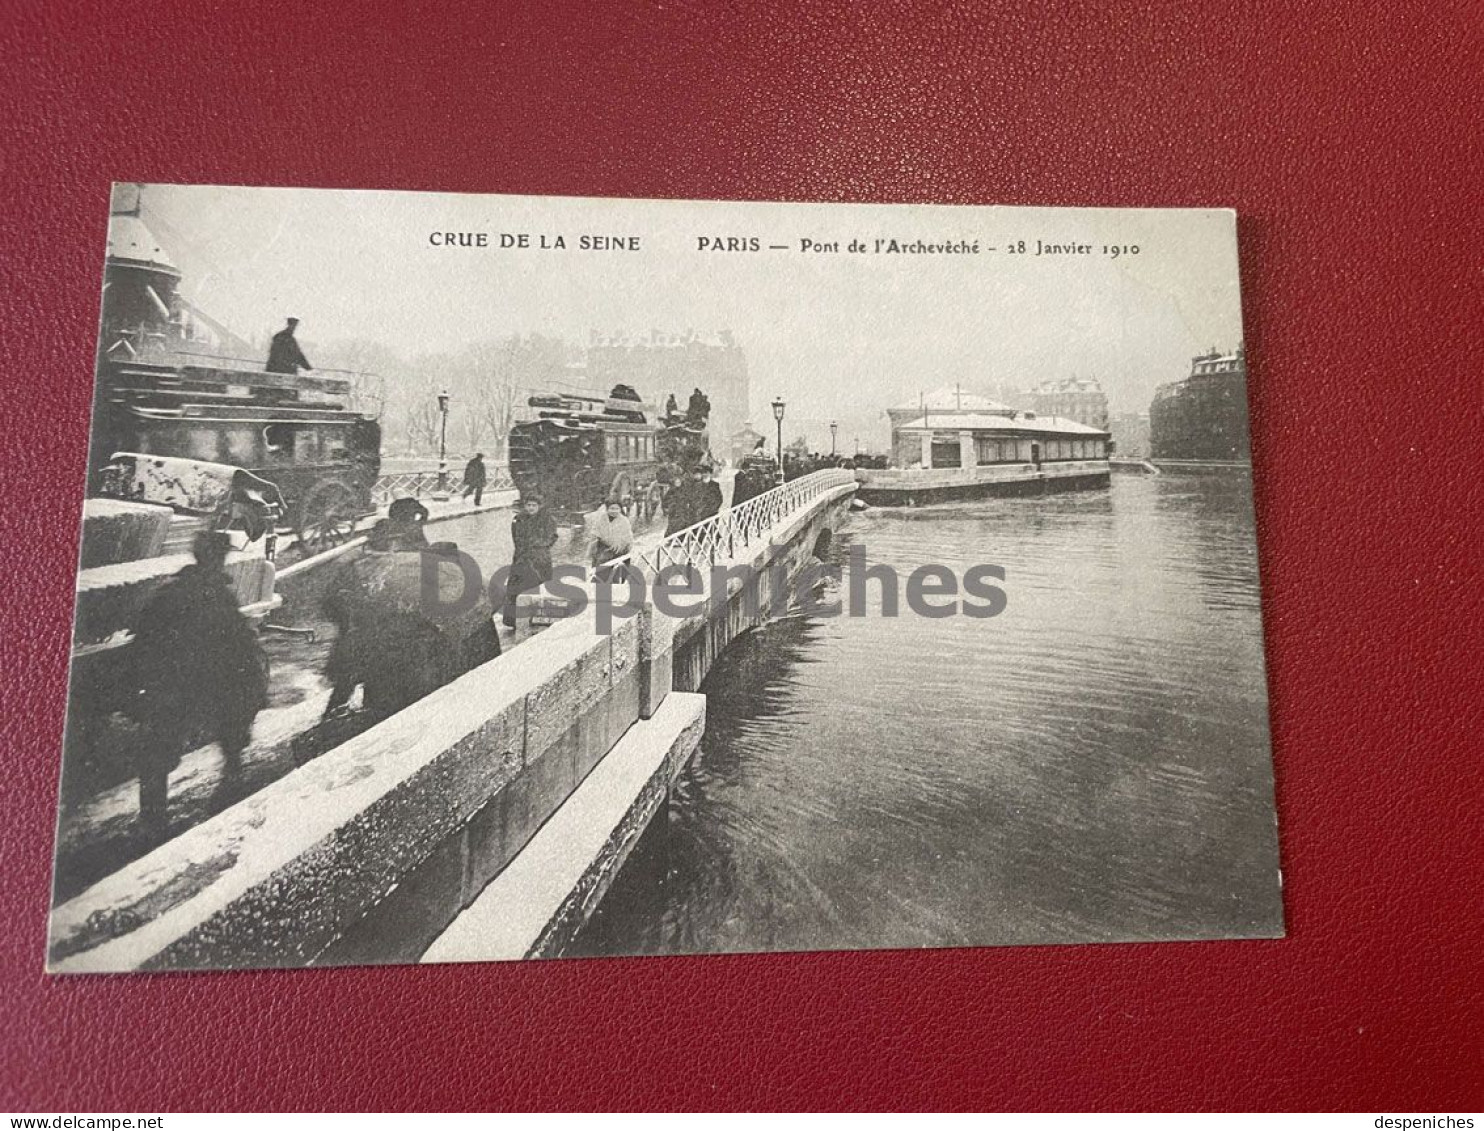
895,413,1107,436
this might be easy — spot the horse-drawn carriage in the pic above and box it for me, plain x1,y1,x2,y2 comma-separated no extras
508,383,711,523
90,358,382,557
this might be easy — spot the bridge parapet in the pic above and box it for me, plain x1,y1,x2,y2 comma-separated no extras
49,470,857,971
632,469,857,700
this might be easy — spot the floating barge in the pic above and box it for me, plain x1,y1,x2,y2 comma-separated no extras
857,410,1112,505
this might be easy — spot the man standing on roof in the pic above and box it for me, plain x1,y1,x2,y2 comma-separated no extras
266,317,312,374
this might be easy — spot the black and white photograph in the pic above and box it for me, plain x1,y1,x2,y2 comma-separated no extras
47,184,1282,972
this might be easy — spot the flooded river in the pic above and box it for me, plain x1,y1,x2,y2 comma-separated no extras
573,471,1284,956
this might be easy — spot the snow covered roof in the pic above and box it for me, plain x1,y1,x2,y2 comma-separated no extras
1032,376,1104,394
893,387,1014,414
896,413,1107,436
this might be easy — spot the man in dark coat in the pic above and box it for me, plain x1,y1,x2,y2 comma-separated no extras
504,492,559,628
694,461,723,523
266,317,312,374
461,452,488,506
128,532,269,836
663,473,696,536
732,450,778,508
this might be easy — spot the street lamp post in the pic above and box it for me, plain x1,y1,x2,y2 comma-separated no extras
435,388,451,500
771,397,786,483
830,420,837,457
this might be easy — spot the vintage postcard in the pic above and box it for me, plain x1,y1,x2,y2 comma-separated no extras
48,185,1282,971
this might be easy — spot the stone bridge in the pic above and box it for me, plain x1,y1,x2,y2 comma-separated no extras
49,470,858,971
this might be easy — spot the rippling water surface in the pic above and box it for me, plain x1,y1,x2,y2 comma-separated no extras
573,473,1283,956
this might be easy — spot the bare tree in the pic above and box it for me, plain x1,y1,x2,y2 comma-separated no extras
308,338,402,420
403,383,444,456
474,376,520,458
458,410,490,457
346,370,387,420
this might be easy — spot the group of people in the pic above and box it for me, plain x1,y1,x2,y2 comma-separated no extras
124,497,506,838
732,445,781,508
663,462,724,536
499,488,636,620
120,450,744,836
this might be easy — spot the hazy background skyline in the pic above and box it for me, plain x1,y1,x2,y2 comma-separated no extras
132,185,1245,453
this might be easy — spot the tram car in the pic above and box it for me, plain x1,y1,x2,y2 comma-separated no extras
90,194,382,554
508,384,712,522
90,358,382,553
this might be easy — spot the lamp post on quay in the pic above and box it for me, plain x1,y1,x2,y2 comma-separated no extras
434,388,452,500
830,420,838,457
772,397,786,483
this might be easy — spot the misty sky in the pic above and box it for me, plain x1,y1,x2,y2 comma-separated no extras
132,185,1245,450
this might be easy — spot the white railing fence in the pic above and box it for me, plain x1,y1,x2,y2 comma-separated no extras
372,462,514,507
632,468,856,575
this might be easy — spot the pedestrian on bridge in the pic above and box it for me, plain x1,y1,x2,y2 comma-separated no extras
461,453,487,507
733,447,777,508
664,462,718,536
364,496,429,552
589,498,634,583
663,470,697,536
695,460,723,523
504,492,559,628
127,531,269,838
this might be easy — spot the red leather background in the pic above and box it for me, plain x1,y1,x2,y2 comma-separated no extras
3,0,1481,1112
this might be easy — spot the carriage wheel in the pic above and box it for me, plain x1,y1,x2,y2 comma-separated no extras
295,481,360,554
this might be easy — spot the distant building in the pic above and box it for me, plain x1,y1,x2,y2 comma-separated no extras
729,421,766,464
1150,346,1250,462
1108,411,1151,459
586,329,750,451
887,387,1016,468
1030,376,1109,430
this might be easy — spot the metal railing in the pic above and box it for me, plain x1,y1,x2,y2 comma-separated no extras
371,463,514,506
631,468,857,575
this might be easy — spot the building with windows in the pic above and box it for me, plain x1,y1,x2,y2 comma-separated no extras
893,412,1110,469
860,408,1111,504
1150,346,1250,462
1030,376,1109,431
729,422,767,464
586,330,750,453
